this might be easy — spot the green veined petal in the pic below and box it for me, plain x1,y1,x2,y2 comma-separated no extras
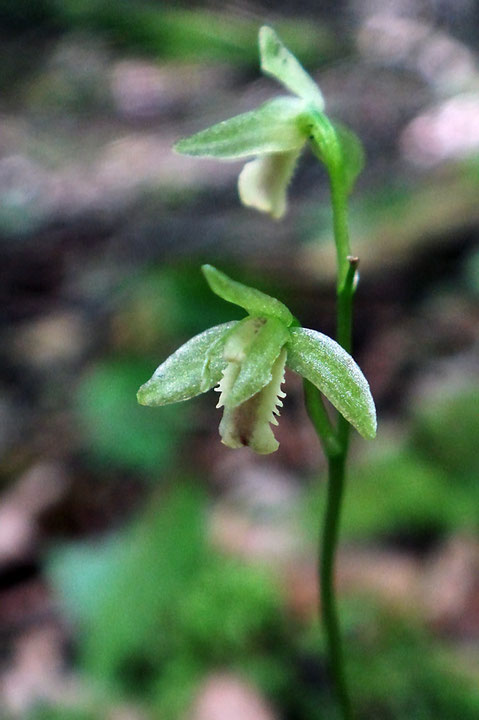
286,327,377,439
259,26,325,109
137,322,238,406
174,97,307,159
238,148,302,219
202,265,294,326
218,316,290,408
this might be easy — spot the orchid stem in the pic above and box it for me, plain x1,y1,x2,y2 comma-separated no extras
321,451,351,719
304,379,342,458
317,172,356,720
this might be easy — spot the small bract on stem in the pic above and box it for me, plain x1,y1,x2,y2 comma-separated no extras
138,26,376,720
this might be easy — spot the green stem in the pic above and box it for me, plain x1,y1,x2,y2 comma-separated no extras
321,172,356,719
321,452,352,719
303,379,341,458
330,174,351,293
309,125,359,717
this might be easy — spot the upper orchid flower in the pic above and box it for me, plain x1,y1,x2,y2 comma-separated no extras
137,265,376,454
174,26,363,219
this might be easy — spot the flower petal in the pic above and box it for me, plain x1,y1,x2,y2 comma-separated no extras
217,316,290,408
137,322,238,406
286,327,377,439
202,265,293,326
238,148,302,219
219,347,287,454
259,26,325,109
174,97,307,159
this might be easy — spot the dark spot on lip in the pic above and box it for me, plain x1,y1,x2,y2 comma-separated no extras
252,317,267,335
232,394,261,447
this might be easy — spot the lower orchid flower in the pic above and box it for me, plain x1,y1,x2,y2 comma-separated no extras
137,265,376,454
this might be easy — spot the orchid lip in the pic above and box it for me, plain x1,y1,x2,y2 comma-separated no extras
218,347,287,454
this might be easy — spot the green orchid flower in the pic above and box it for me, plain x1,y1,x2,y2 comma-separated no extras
137,265,376,454
174,26,364,219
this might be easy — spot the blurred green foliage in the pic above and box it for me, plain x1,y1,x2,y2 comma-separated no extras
305,382,479,544
51,1,330,64
412,383,479,481
117,265,244,347
464,247,479,296
0,0,332,66
48,483,284,719
41,477,479,720
75,358,187,476
29,711,96,720
299,607,479,720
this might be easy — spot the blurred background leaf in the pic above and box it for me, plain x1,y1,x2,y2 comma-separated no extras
75,358,187,475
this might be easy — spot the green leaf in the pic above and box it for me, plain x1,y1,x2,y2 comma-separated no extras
259,26,325,109
202,265,294,326
174,97,308,159
219,316,290,407
286,327,376,439
238,148,302,219
137,322,237,406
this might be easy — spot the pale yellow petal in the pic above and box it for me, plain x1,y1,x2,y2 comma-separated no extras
238,149,301,219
